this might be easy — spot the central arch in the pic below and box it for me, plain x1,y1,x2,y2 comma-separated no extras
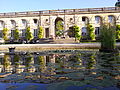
55,17,64,38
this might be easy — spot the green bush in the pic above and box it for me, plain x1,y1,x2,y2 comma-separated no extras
25,27,33,42
14,29,20,40
38,26,44,39
2,28,9,41
100,24,116,50
73,25,81,41
87,24,95,40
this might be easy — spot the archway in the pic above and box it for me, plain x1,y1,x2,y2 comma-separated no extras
55,17,64,38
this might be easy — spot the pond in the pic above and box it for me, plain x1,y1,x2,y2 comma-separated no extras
0,50,119,90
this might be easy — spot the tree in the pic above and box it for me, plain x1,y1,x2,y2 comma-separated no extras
25,27,33,43
38,26,44,39
2,28,9,41
87,24,95,40
73,25,81,42
55,20,64,37
116,24,120,40
14,29,20,41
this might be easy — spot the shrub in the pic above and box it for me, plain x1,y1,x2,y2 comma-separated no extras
38,26,44,39
87,24,95,40
100,24,116,50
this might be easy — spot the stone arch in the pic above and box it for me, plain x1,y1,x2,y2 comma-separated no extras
21,19,28,27
33,18,38,25
54,17,64,37
95,15,103,24
10,20,16,28
82,16,89,24
108,15,116,25
0,20,5,29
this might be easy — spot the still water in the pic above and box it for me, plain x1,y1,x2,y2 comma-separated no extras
0,50,120,90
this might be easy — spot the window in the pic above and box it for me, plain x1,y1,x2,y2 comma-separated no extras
95,27,100,36
11,20,16,28
82,17,89,24
46,19,48,22
20,29,26,37
82,27,87,36
0,21,4,28
108,15,115,23
34,29,38,37
82,17,86,21
22,19,27,27
11,30,14,38
33,19,38,24
0,30,2,38
95,16,101,24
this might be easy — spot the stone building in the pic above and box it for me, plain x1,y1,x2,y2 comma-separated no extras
0,7,120,41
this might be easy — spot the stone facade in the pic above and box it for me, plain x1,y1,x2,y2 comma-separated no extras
0,7,120,40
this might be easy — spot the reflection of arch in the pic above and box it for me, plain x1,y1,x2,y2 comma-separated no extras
108,15,116,24
82,16,89,24
95,16,103,24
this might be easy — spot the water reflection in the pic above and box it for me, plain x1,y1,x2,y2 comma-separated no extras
0,51,119,89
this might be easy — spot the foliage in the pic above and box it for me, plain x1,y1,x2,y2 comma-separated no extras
55,20,64,37
2,28,9,41
115,2,120,7
14,29,20,40
3,55,10,68
38,56,45,65
87,24,95,40
25,54,33,67
116,24,120,39
25,27,33,42
73,25,81,41
100,24,116,50
38,26,44,39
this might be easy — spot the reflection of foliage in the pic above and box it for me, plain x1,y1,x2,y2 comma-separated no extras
86,53,96,69
14,54,20,66
3,55,10,68
38,56,44,65
25,54,33,67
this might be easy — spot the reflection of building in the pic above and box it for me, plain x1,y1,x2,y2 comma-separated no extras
0,6,119,40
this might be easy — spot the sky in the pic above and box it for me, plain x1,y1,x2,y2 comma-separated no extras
0,0,116,13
